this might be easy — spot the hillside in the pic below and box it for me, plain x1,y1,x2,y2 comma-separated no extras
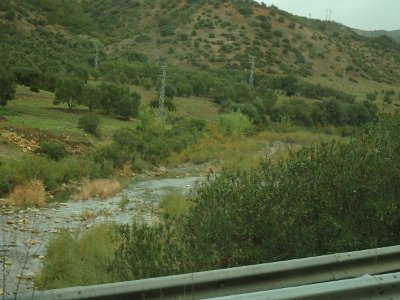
1,0,400,88
83,0,400,85
352,28,400,43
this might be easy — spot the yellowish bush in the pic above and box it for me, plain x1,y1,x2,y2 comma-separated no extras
174,130,261,171
114,162,133,178
159,193,193,220
74,179,122,200
7,179,47,208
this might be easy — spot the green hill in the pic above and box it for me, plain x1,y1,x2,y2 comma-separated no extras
1,0,400,88
352,28,400,43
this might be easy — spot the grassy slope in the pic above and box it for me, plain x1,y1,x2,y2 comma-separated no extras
0,85,220,160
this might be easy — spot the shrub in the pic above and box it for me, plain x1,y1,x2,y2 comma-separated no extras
0,156,100,197
159,193,192,220
30,86,40,93
182,114,400,270
215,111,254,136
78,113,101,136
6,179,46,208
74,179,122,200
111,222,183,281
40,141,67,161
36,225,116,289
366,92,377,101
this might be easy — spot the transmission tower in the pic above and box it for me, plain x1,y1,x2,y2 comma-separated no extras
249,56,255,87
159,66,167,116
94,43,101,69
326,9,332,21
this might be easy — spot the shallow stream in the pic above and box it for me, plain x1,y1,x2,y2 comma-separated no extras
0,174,203,297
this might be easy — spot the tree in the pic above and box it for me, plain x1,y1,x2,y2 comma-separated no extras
12,66,42,87
54,77,84,110
113,92,141,119
281,75,298,96
98,83,126,114
232,82,254,103
81,84,101,111
0,69,15,106
175,82,193,97
165,84,177,100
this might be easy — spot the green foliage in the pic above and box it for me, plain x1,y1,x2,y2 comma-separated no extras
98,83,126,114
366,93,376,102
78,113,101,137
298,82,355,103
159,193,192,221
114,92,141,119
215,111,254,136
111,222,183,281
12,66,41,87
93,116,205,167
118,194,129,211
36,115,400,287
181,114,400,269
0,156,99,196
150,98,176,112
54,77,84,110
81,84,101,111
36,225,116,289
0,68,15,106
271,98,376,127
96,83,139,118
40,141,67,161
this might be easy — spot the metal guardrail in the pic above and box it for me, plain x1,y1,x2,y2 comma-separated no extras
209,272,400,300
10,245,400,300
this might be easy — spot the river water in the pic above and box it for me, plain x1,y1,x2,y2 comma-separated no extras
0,175,203,297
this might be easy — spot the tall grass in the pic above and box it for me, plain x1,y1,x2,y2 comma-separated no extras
173,127,261,171
74,179,122,200
0,155,100,198
6,179,47,208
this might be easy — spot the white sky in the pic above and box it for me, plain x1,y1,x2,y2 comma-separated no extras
255,0,400,31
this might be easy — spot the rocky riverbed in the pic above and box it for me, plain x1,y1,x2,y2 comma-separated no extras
0,173,203,297
0,141,294,297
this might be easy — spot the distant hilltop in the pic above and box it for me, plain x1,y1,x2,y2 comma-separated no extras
352,28,400,42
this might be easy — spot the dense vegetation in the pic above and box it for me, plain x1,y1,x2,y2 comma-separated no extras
37,113,400,288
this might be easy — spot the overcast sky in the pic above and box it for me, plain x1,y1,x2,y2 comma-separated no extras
255,0,400,31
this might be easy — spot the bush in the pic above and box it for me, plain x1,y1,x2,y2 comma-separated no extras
0,68,16,106
111,222,183,281
215,111,254,136
78,113,101,136
30,86,40,93
159,193,192,221
181,114,400,269
74,179,122,200
0,156,100,197
6,179,46,208
40,141,67,161
36,225,116,289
